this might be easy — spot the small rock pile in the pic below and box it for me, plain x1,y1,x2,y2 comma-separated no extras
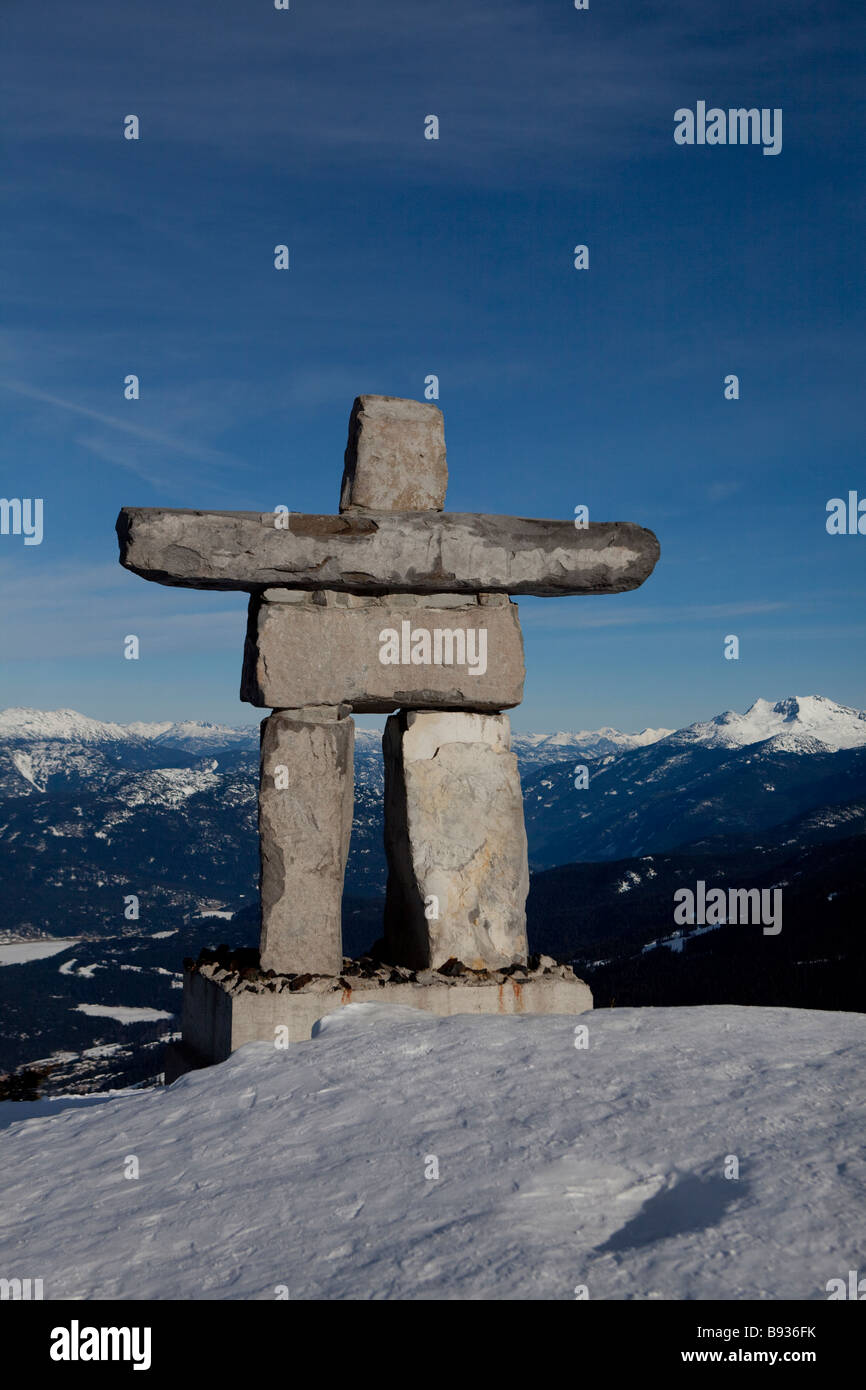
186,945,579,997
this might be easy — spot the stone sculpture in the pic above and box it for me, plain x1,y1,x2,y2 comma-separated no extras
115,395,660,1073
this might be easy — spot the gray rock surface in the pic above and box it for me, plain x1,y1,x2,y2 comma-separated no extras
241,590,525,712
382,711,530,970
116,507,660,596
258,708,354,976
340,395,447,513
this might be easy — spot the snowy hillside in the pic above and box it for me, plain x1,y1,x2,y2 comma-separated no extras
513,726,673,759
668,696,866,753
2,696,860,764
0,707,258,748
0,706,669,761
521,695,866,868
0,1003,862,1300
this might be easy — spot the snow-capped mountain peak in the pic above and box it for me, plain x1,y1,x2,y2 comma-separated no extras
0,708,138,744
670,695,866,753
0,708,258,749
0,698,863,758
512,726,673,759
138,720,258,751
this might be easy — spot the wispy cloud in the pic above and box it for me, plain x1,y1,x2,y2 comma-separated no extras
521,599,790,632
1,379,255,495
2,381,243,467
0,559,246,658
2,0,855,183
706,480,744,503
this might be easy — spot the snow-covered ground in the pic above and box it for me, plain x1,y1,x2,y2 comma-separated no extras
0,938,79,966
73,1004,174,1025
0,1004,862,1301
0,1088,137,1134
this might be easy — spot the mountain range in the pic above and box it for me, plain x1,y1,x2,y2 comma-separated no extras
0,694,863,1092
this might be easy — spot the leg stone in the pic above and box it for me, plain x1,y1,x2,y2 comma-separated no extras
258,706,354,976
383,710,529,971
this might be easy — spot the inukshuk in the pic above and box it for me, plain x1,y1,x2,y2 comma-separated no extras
116,396,659,1065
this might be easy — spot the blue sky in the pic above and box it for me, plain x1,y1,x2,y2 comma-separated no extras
1,0,864,733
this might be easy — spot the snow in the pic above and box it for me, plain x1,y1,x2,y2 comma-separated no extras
0,1090,139,1135
0,938,79,966
0,707,258,748
73,1005,174,1025
669,695,866,753
133,720,255,748
115,766,222,808
0,707,669,758
0,708,138,744
514,727,673,755
575,725,674,748
9,750,47,791
0,1003,862,1300
59,959,102,979
1,697,862,761
615,870,642,893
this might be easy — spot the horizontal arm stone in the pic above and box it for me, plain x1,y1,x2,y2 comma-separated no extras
116,508,659,597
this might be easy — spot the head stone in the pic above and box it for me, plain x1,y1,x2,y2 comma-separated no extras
339,395,448,513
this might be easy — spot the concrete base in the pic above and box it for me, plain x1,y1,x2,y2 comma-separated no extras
167,959,593,1079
